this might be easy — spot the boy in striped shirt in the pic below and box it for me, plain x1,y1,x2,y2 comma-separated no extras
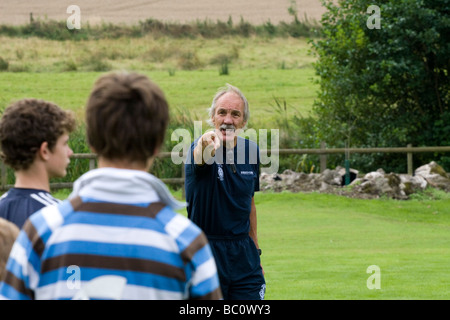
0,72,222,300
0,99,76,228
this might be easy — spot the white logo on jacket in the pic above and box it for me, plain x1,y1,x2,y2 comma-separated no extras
217,165,224,181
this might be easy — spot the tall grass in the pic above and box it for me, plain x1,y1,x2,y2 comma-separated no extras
0,35,316,73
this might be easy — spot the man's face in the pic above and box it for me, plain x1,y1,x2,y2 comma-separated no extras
45,132,73,178
211,92,247,145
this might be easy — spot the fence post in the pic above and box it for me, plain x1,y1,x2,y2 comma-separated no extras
407,143,413,175
320,141,327,173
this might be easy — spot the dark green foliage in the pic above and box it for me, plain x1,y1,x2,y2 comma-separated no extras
310,0,450,172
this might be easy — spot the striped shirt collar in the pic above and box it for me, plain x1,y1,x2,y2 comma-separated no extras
69,168,186,210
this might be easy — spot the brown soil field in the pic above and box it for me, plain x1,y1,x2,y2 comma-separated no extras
0,0,326,26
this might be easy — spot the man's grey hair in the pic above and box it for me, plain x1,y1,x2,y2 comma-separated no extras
207,83,249,128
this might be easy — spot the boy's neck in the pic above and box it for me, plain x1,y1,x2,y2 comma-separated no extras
14,166,50,192
97,156,154,172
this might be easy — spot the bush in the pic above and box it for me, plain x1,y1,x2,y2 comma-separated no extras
310,0,450,172
62,59,78,71
0,57,8,71
82,53,112,72
177,50,202,70
219,61,229,75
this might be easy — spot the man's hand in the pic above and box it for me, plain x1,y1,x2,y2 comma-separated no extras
194,131,221,165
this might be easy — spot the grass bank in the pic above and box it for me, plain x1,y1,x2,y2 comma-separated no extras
0,35,315,73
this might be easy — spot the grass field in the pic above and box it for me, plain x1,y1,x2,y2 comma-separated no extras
0,68,317,127
257,192,450,299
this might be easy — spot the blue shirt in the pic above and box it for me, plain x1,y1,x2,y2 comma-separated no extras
0,188,61,228
185,137,260,237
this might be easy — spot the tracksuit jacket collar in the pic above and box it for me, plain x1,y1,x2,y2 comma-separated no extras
69,167,186,210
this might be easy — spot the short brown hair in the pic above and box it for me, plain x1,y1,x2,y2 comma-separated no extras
85,72,169,163
0,218,19,281
0,99,76,171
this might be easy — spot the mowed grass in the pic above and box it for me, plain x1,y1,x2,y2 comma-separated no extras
255,192,450,300
0,68,317,126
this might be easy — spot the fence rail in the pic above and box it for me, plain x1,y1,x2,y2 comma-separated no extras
1,145,450,193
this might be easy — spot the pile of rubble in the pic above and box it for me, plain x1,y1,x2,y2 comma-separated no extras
260,161,450,200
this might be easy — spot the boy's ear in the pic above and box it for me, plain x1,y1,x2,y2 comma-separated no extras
38,141,51,161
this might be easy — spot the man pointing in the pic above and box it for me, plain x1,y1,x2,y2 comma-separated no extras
185,84,265,300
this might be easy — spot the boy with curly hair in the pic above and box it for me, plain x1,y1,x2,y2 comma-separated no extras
0,99,76,228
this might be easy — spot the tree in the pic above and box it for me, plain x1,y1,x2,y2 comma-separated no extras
311,0,450,172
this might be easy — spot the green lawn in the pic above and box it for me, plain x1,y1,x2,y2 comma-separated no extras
0,68,317,127
255,192,450,299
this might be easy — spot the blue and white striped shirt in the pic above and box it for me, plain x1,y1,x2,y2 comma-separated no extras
0,168,221,300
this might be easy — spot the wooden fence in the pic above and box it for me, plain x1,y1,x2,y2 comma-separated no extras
1,145,450,194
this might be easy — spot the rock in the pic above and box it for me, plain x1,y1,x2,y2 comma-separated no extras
351,172,407,199
258,161,449,199
399,174,427,195
321,169,342,186
385,173,407,199
415,161,449,178
415,162,450,192
364,170,384,180
350,178,363,186
319,181,332,192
